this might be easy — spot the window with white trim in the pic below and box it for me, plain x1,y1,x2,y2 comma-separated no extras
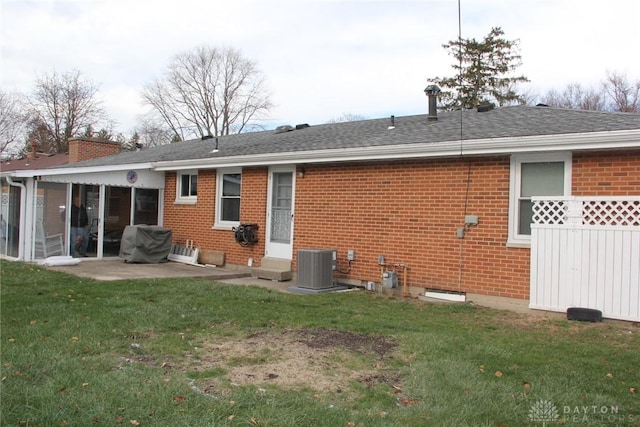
215,168,242,228
176,170,198,203
508,153,571,245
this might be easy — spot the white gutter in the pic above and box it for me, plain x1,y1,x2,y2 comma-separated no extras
152,129,640,171
10,162,155,178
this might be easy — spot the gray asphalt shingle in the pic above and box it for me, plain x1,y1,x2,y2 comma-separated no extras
60,105,640,169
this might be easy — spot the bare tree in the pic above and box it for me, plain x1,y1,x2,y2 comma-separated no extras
602,70,640,112
25,69,106,153
325,113,366,124
141,46,272,142
0,90,27,157
541,83,605,111
136,114,180,148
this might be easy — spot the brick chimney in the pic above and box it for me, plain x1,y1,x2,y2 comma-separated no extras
26,140,38,160
68,137,121,163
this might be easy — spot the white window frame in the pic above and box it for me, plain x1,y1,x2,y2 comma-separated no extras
214,168,242,229
175,170,198,204
508,152,572,246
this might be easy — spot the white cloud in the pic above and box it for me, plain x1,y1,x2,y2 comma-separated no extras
1,0,638,133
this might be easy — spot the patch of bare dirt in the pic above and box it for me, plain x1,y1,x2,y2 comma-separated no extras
182,328,399,396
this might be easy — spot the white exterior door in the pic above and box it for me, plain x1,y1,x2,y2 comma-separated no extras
265,167,295,259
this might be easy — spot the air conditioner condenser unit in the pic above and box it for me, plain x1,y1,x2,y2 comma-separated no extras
297,249,335,289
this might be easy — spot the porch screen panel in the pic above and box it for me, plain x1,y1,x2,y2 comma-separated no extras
134,188,159,225
1,178,22,258
270,172,292,243
34,182,67,259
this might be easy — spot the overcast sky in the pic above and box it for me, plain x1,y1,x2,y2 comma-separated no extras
1,0,638,135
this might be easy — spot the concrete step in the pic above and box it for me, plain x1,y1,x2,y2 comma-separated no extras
251,257,293,282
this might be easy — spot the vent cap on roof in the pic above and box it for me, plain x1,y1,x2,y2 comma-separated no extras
424,84,441,120
275,125,294,134
477,104,494,113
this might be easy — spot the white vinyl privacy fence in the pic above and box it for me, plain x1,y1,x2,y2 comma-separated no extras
529,197,640,322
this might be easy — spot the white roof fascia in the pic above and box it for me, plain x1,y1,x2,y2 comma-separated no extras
462,129,640,156
152,129,640,171
11,163,155,178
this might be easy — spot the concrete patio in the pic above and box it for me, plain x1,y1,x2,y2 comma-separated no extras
40,258,294,293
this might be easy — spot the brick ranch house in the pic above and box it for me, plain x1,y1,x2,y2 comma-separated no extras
2,105,639,320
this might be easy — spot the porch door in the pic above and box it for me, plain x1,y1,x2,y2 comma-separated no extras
74,184,100,258
265,168,295,259
102,186,131,257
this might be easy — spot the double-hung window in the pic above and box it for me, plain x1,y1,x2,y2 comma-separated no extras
176,170,198,204
508,153,571,245
215,168,242,228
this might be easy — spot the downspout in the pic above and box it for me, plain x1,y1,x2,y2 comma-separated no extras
5,176,26,260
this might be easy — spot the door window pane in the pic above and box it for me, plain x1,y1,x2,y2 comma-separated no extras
270,172,292,243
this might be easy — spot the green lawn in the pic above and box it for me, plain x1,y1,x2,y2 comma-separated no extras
1,260,638,426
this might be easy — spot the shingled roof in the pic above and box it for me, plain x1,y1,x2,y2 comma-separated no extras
0,152,69,173
48,105,640,170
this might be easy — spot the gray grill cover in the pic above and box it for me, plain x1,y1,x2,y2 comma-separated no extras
119,225,172,263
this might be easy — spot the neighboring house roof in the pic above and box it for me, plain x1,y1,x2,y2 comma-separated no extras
14,106,640,175
0,152,69,173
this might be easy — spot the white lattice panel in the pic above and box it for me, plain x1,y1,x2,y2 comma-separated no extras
533,197,640,227
532,200,567,225
582,200,640,226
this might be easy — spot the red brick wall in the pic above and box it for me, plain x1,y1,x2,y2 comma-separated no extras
161,148,640,300
163,168,268,266
573,150,640,195
68,138,121,163
292,157,533,299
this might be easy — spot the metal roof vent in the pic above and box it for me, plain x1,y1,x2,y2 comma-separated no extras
477,104,494,113
424,84,441,121
295,123,310,130
275,125,294,134
210,136,219,153
387,115,395,130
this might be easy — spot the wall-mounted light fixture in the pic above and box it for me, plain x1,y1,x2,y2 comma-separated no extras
297,167,305,178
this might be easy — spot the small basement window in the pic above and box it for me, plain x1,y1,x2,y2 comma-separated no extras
176,170,198,204
214,168,241,228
